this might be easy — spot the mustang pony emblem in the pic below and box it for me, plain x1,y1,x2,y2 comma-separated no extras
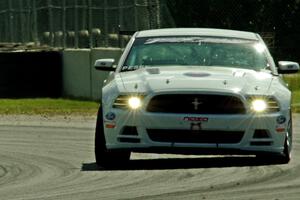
191,98,203,110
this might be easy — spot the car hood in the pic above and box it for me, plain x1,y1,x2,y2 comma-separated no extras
118,66,274,95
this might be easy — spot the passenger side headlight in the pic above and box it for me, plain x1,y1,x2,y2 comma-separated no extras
248,96,280,113
251,99,267,112
113,95,144,110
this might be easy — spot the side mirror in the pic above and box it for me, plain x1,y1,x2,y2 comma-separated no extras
278,61,299,74
94,59,116,71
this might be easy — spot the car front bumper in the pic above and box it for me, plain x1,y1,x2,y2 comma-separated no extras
102,109,289,155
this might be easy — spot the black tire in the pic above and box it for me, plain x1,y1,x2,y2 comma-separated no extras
278,113,293,164
95,107,130,168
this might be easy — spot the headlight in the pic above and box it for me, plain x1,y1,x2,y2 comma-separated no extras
128,97,142,109
248,96,280,113
251,99,267,112
113,95,144,110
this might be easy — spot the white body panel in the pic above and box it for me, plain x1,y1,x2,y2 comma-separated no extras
99,28,294,156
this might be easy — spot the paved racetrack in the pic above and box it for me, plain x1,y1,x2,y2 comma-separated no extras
0,114,299,200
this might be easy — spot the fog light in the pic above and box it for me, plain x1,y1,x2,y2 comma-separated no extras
251,99,267,112
128,97,142,109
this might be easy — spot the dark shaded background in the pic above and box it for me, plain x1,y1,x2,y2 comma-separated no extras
167,0,300,62
0,0,299,98
0,52,62,98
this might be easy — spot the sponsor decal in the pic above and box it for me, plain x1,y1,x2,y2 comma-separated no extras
183,117,208,122
105,112,116,120
276,115,286,124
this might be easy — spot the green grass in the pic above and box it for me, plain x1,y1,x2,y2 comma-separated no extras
292,91,300,113
284,73,300,92
0,98,99,115
284,73,300,112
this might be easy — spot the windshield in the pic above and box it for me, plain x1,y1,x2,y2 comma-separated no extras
122,37,270,72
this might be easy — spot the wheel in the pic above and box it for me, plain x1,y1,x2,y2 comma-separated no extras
95,107,130,168
278,113,293,164
280,137,291,164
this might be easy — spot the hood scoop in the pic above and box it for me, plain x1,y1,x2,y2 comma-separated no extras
184,72,211,77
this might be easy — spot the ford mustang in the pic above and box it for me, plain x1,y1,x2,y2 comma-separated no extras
94,28,299,167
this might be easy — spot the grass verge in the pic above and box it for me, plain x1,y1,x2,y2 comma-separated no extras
284,73,300,113
284,74,300,92
0,98,99,115
292,91,300,113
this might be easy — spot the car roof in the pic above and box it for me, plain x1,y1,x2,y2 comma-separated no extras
136,28,259,41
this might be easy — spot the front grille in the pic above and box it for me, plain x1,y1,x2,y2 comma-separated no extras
146,94,245,114
147,129,244,144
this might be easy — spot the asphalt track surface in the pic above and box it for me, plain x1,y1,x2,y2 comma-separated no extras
0,114,300,200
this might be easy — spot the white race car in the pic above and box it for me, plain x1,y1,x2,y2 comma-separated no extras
94,28,299,167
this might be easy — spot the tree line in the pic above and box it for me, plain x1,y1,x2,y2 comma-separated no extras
167,0,300,62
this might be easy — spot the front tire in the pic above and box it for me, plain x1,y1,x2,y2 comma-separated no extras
95,107,130,168
279,114,293,164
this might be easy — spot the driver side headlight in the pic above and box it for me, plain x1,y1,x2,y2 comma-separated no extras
128,97,142,109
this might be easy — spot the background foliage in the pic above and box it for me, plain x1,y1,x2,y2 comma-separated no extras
167,0,300,63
